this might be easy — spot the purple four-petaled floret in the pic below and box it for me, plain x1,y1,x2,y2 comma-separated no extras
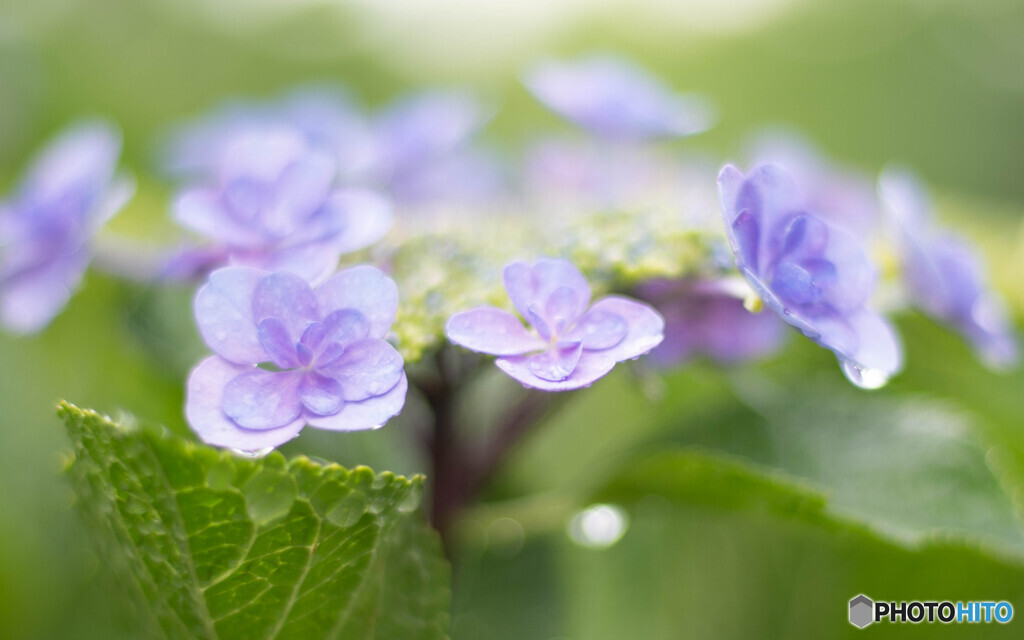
446,258,664,391
717,164,902,388
0,120,133,334
186,265,407,451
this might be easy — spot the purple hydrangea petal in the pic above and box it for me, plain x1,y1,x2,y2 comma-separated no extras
321,309,372,347
194,266,265,364
496,351,616,391
20,120,122,205
305,373,408,432
0,253,87,334
639,281,787,367
527,342,583,382
318,337,404,402
564,307,627,350
545,286,587,336
842,308,903,376
251,271,320,339
257,317,299,369
173,188,268,247
316,265,398,339
299,371,345,416
523,54,714,139
268,148,337,229
222,368,303,430
719,164,804,276
314,189,394,255
880,167,1018,370
186,356,306,450
233,240,342,285
445,307,546,355
503,259,591,328
375,90,486,177
579,296,664,362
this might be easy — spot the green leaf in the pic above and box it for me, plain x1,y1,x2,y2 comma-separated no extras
566,447,1024,639
59,402,450,640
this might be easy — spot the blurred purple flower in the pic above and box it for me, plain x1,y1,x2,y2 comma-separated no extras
369,90,505,206
186,265,407,451
0,120,133,333
635,278,788,367
879,167,1018,369
446,258,664,391
170,125,392,283
162,85,377,183
523,54,714,140
718,164,902,388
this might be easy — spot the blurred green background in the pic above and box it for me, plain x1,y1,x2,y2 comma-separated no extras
2,0,1024,637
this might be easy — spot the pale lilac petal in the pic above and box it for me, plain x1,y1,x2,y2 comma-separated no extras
251,271,320,338
523,55,713,139
271,148,336,225
222,368,303,430
173,189,267,247
843,308,903,376
564,307,627,350
527,342,583,381
21,120,121,204
376,91,485,175
318,338,404,402
239,240,342,285
257,317,298,368
315,189,393,254
0,253,86,334
545,286,586,335
320,309,371,347
496,351,616,391
503,259,591,326
194,266,265,364
582,296,664,362
445,307,545,355
299,371,345,416
305,373,407,432
316,265,398,338
186,356,305,450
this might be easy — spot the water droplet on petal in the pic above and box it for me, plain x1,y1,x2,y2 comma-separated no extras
840,360,889,390
231,446,274,458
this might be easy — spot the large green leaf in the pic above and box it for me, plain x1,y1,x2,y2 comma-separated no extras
566,448,1024,640
59,402,450,640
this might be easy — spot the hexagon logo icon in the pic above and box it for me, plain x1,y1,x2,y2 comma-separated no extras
849,594,874,628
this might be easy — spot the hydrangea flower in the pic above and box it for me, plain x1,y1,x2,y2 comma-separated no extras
186,265,407,451
879,167,1019,369
169,124,392,283
635,278,788,367
718,164,902,388
446,259,664,390
523,54,714,139
0,120,133,333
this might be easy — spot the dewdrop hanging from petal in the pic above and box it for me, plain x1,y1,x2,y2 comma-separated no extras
446,258,665,391
717,164,903,388
185,265,407,452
